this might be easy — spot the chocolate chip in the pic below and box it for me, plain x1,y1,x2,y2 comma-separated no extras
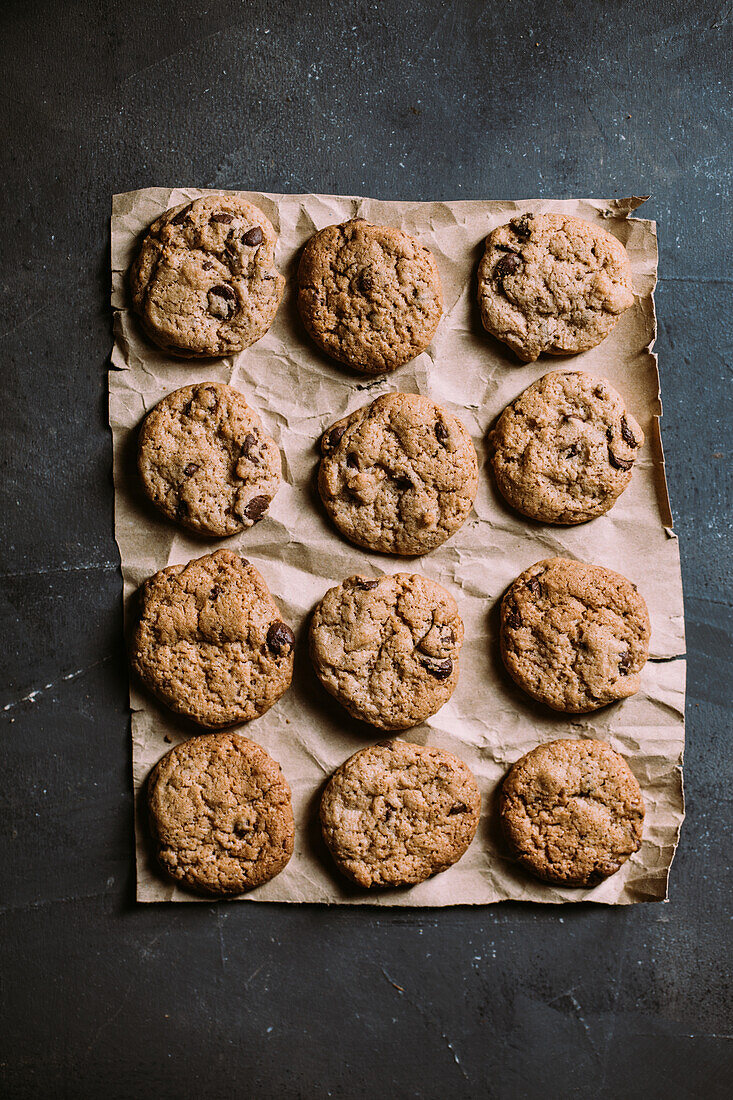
243,495,270,522
170,204,193,225
210,213,233,224
494,253,521,280
240,432,260,463
505,603,522,629
182,399,194,416
620,416,638,448
352,578,379,590
183,463,199,477
207,284,237,320
606,426,613,441
202,261,215,271
359,268,376,293
378,739,396,749
448,803,469,816
346,453,359,469
608,449,633,470
201,386,219,410
266,621,295,657
618,651,633,675
511,213,534,240
418,654,453,679
323,424,347,451
435,420,449,446
494,243,519,253
564,443,580,458
209,585,221,600
526,577,542,596
242,226,263,246
594,385,608,399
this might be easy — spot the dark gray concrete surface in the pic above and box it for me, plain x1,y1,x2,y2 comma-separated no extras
1,1,731,1097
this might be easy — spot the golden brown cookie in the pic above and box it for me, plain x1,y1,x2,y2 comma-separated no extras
320,739,481,887
130,550,295,728
148,733,294,896
130,194,285,357
319,393,478,555
500,739,644,886
500,558,650,713
477,213,635,362
309,573,463,730
489,371,643,523
137,382,282,537
297,219,442,373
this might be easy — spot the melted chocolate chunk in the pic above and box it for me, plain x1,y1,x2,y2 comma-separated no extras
352,578,379,590
620,416,638,447
418,654,453,679
510,213,534,240
183,463,199,477
243,495,270,522
242,226,263,246
494,253,521,280
448,803,469,816
207,284,237,320
526,577,543,596
505,603,522,630
266,620,295,657
170,204,193,225
608,449,633,470
324,424,347,451
210,213,233,224
240,432,260,463
435,420,449,446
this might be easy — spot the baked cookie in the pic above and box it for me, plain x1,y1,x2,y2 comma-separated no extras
297,219,442,373
500,739,644,887
489,371,643,524
500,558,650,713
310,573,463,730
477,212,635,362
148,733,294,896
320,740,481,888
319,393,478,555
138,382,282,537
130,550,295,728
130,194,285,357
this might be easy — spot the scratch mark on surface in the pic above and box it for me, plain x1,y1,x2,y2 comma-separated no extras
2,656,113,712
381,967,405,993
380,966,469,1081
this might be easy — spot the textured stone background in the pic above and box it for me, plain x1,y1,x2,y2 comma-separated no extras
1,1,731,1096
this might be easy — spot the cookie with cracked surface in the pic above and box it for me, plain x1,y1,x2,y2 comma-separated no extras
129,194,285,357
477,212,635,362
319,393,478,555
489,371,643,524
138,382,282,537
130,550,295,728
297,219,443,373
148,733,294,896
500,739,644,887
320,739,481,888
500,558,650,713
309,573,464,730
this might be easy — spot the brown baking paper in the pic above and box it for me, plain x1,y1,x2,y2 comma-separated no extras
110,188,685,905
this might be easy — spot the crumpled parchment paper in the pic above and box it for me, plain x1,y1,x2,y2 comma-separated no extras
110,188,685,905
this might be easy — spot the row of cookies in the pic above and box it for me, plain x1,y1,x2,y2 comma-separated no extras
130,552,650,729
131,195,635,369
136,371,643,549
149,732,645,896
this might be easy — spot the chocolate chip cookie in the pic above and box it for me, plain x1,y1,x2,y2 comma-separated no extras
320,740,481,888
309,573,463,730
489,371,643,523
297,219,443,373
148,733,294,896
477,213,635,362
130,550,295,728
137,382,282,537
130,194,285,357
500,739,645,887
319,393,478,555
500,558,650,713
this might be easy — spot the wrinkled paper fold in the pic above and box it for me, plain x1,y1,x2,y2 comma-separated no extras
110,188,685,905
